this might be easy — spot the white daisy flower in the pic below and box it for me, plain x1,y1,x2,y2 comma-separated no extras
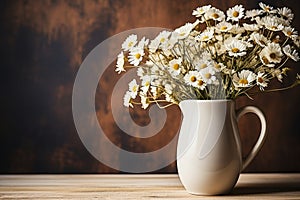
261,16,284,31
175,22,196,39
271,69,283,82
277,7,294,22
184,71,201,87
200,67,216,84
156,30,171,45
233,70,256,88
137,66,145,77
140,92,150,109
256,72,269,90
196,79,207,90
169,58,182,76
192,5,211,17
128,79,139,98
229,24,245,34
266,21,284,32
149,31,171,53
161,34,178,51
259,51,275,67
115,51,125,74
259,2,276,13
213,62,225,72
128,47,144,66
122,34,137,51
225,40,247,57
249,32,270,47
196,29,214,42
123,91,133,108
205,7,225,21
137,37,149,49
282,27,298,40
293,36,300,48
164,83,174,94
283,45,300,61
150,86,159,98
243,23,259,31
245,9,263,20
223,36,236,46
148,38,160,53
195,59,214,70
261,43,283,64
140,75,152,93
227,5,244,22
215,21,233,32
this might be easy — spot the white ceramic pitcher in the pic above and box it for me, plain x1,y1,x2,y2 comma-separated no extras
176,100,267,195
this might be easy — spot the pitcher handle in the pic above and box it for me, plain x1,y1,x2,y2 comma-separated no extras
237,106,267,171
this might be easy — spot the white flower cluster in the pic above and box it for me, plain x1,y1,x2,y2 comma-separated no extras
116,2,300,109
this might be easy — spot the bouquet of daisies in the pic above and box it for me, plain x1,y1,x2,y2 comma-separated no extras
115,2,300,109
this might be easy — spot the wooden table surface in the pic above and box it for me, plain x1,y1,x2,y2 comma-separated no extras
0,174,300,199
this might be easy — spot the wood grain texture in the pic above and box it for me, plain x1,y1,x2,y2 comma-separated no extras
0,174,300,199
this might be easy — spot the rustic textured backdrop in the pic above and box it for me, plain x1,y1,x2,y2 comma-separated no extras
0,0,299,173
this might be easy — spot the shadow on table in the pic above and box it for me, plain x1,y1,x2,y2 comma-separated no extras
232,181,300,195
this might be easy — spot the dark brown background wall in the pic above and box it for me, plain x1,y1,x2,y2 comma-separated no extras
0,0,299,173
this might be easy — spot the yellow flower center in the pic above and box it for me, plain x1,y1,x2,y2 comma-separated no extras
198,80,204,86
135,53,141,59
232,47,240,53
205,73,212,79
215,63,221,70
160,38,166,43
145,81,150,87
233,11,239,17
258,77,264,83
271,25,278,30
220,26,228,31
202,35,209,40
262,56,270,64
269,53,276,59
194,24,201,32
190,76,197,82
132,85,138,92
287,31,292,36
128,41,134,47
212,13,219,19
173,63,179,70
239,79,248,85
145,98,150,104
200,63,207,69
